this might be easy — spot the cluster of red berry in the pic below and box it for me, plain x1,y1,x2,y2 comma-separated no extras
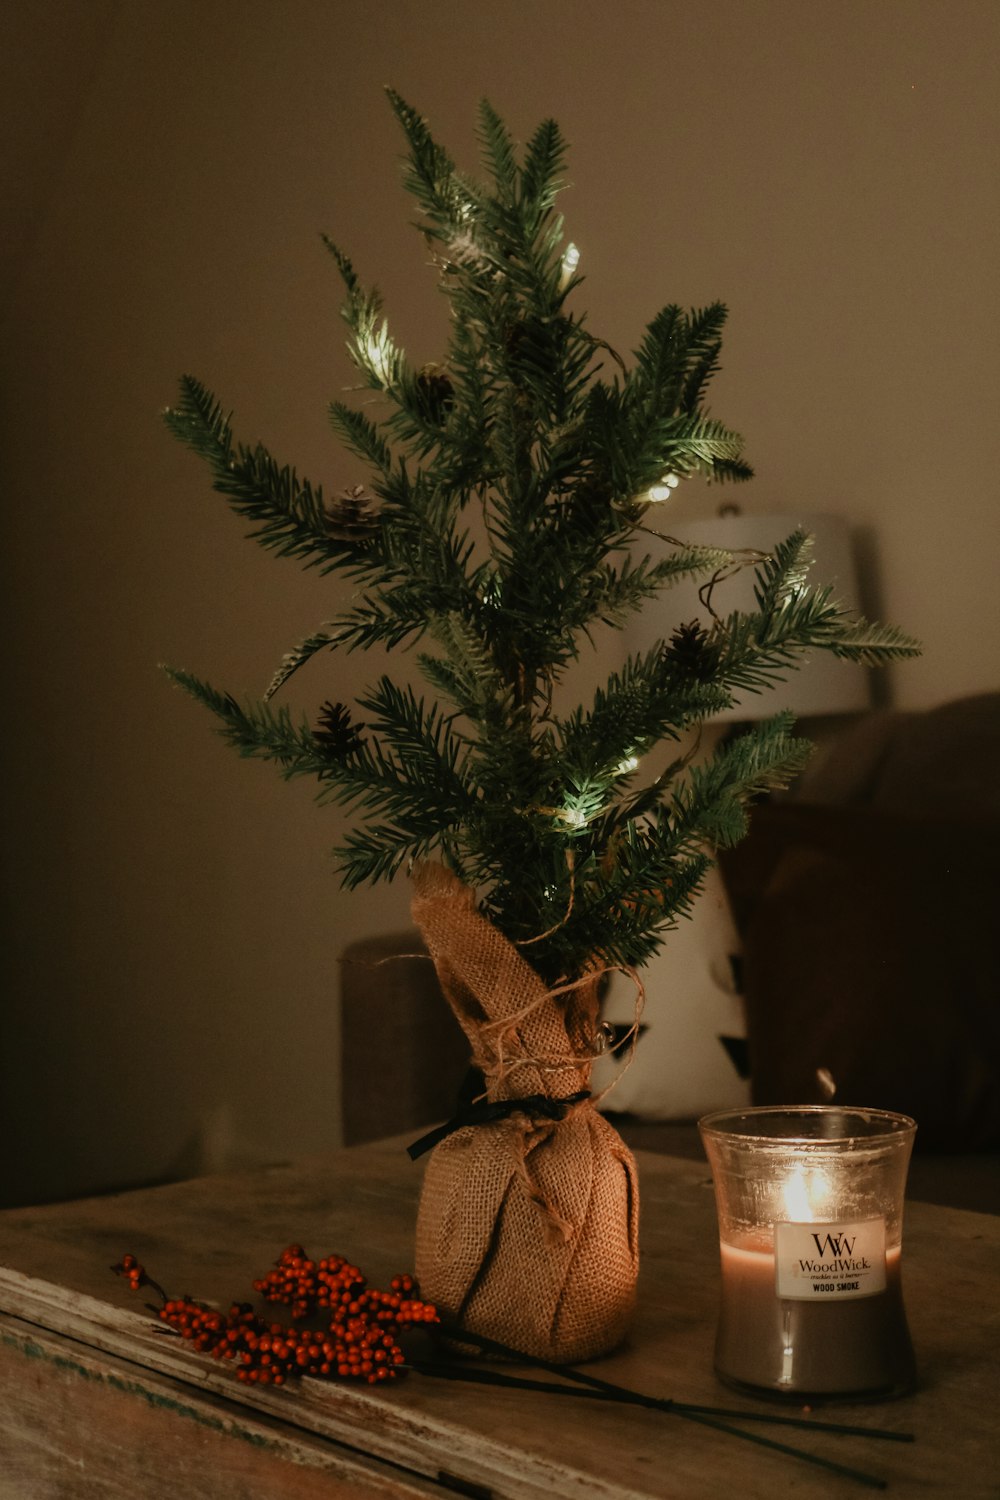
252,1245,424,1327
118,1253,146,1292
111,1245,438,1389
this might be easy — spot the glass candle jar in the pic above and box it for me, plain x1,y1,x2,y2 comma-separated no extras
699,1106,917,1398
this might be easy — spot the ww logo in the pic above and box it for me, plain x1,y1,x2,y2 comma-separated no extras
812,1230,856,1257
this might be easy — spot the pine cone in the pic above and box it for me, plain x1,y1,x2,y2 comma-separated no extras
665,621,719,682
323,485,380,543
415,365,455,423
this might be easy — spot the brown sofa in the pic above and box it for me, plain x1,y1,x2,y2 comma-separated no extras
718,693,1000,1154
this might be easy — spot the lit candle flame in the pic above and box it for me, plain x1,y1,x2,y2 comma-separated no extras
781,1164,832,1222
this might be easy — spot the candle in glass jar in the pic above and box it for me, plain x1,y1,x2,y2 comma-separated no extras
715,1236,911,1394
699,1107,917,1399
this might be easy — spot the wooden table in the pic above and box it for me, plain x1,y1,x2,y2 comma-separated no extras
0,1139,997,1498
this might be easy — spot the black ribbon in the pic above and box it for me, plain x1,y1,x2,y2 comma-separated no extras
406,1090,591,1161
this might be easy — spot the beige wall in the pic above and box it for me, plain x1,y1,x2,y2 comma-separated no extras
2,0,998,1206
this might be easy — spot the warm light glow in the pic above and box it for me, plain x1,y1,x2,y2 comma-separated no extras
362,325,395,386
615,754,639,774
559,243,581,289
560,807,588,829
646,472,681,503
781,1164,832,1222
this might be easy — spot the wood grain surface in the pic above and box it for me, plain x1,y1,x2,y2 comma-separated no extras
0,1139,997,1499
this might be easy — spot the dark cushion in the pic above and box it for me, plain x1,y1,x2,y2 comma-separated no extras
339,931,470,1146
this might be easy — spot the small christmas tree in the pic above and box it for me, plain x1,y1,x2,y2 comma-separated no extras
164,92,917,992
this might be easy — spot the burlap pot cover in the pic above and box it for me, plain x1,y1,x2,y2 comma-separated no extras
411,862,640,1364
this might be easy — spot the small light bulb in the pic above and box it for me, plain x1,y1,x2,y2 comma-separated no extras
362,326,394,386
559,243,581,289
665,472,681,488
561,807,587,829
615,754,639,775
647,484,673,503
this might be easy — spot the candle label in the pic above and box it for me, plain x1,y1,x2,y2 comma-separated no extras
774,1218,887,1300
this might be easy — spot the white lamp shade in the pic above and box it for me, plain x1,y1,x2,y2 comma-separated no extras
627,512,870,721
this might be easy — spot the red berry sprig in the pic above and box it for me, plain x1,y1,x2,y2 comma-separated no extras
112,1246,438,1389
111,1254,169,1302
116,1252,145,1290
252,1246,435,1333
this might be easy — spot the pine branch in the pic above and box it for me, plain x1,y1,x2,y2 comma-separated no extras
230,444,365,570
385,87,480,242
707,455,756,483
559,545,733,641
825,618,922,664
521,117,568,219
327,402,393,474
315,685,477,863
752,529,815,617
330,591,438,652
624,303,750,485
164,376,370,575
354,676,472,797
521,714,810,974
679,303,729,414
706,585,920,703
335,822,441,889
163,666,327,777
331,508,483,652
477,98,519,200
322,237,361,296
324,237,406,393
632,302,729,419
420,612,514,727
524,828,715,977
263,628,344,701
555,648,727,778
162,374,232,462
669,713,813,849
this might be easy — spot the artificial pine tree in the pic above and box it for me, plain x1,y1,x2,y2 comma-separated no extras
163,94,918,1360
164,91,916,990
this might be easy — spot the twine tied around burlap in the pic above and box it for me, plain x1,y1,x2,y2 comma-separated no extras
410,861,640,1364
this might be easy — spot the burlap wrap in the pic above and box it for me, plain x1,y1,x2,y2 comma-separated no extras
411,862,639,1363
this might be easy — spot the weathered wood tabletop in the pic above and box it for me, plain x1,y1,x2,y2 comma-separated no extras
0,1139,996,1499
